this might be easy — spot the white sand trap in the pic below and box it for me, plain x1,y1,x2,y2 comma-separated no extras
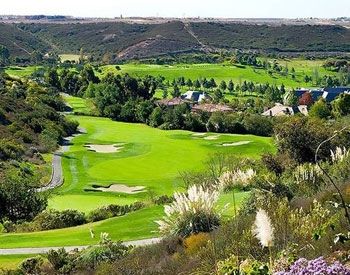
204,135,220,140
192,133,207,137
222,141,251,147
85,144,123,153
95,184,146,194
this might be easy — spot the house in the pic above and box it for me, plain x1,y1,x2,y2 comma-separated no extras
192,104,233,113
262,103,308,117
323,87,350,102
295,87,350,102
295,89,324,102
181,91,212,103
156,97,191,107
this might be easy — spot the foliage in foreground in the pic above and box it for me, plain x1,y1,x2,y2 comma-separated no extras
156,185,220,237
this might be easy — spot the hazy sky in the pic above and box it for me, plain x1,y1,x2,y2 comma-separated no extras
1,0,349,18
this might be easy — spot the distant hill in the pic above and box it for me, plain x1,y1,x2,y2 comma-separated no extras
0,20,349,62
0,23,50,57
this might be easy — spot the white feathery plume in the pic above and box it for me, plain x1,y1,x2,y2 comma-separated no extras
330,147,349,163
217,169,256,190
155,185,219,235
253,209,274,248
294,163,322,184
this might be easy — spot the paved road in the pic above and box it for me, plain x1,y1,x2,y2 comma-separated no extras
36,129,85,192
0,238,161,255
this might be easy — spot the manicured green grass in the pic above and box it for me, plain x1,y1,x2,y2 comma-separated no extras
0,254,36,270
0,206,163,249
48,194,140,213
217,191,250,219
51,114,274,212
5,59,335,89
62,93,98,115
100,60,335,88
0,192,248,249
5,66,41,78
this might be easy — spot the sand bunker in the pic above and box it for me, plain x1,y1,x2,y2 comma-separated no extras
85,144,123,153
222,141,251,147
204,135,220,140
192,133,206,137
95,184,146,194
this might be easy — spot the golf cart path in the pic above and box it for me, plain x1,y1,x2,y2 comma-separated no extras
36,128,85,192
0,237,161,255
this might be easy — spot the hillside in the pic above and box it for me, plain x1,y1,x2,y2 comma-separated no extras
0,23,50,58
189,22,350,52
0,20,349,61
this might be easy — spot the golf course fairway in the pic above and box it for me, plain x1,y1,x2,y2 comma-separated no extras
50,114,275,212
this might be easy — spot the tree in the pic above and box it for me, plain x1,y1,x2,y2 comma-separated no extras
79,48,84,64
0,45,10,65
149,107,164,127
304,75,312,83
194,79,201,89
312,67,320,85
309,98,331,119
219,80,227,91
332,93,350,117
120,100,137,122
241,81,248,93
227,80,234,94
265,86,282,103
0,175,47,222
283,90,298,106
135,100,154,123
273,117,333,163
291,67,296,79
243,114,273,137
171,84,181,98
60,71,80,95
280,84,286,94
185,79,193,88
208,78,217,89
45,68,61,90
213,89,224,103
80,64,99,85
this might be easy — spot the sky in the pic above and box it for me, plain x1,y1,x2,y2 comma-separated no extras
1,0,349,19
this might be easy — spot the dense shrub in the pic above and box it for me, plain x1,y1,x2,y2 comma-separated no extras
243,114,273,137
273,116,350,163
87,202,145,222
153,195,174,205
45,235,130,273
183,233,210,255
47,248,74,272
20,256,44,274
0,139,24,161
33,209,86,231
77,240,129,269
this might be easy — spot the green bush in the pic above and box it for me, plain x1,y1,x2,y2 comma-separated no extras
20,256,43,274
33,209,86,231
153,195,174,205
47,248,76,273
0,139,24,161
243,114,273,137
87,202,145,222
77,240,129,269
